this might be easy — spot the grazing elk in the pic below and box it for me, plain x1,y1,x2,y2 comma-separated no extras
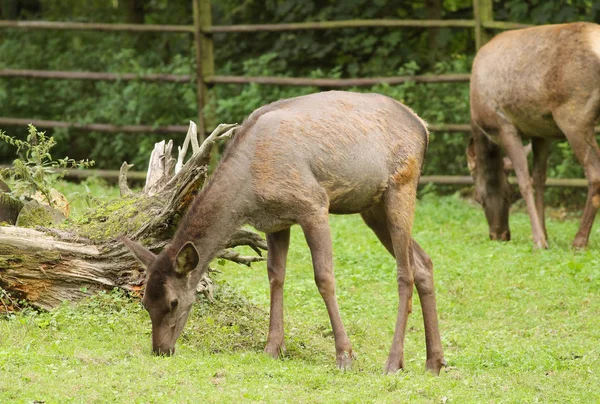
123,91,445,374
467,22,600,249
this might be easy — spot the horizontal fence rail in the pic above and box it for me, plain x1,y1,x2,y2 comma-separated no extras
482,21,533,30
0,118,188,134
0,70,469,85
208,19,477,33
206,74,471,87
0,18,533,34
0,18,480,34
428,124,472,132
419,176,588,188
0,20,194,32
61,168,148,181
0,119,487,135
0,69,192,83
50,169,591,188
1,117,598,135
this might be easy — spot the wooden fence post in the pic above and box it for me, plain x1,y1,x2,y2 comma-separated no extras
192,0,215,141
473,0,493,50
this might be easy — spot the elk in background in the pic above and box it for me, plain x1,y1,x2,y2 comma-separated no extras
467,22,600,249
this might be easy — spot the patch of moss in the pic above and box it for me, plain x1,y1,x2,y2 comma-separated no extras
64,194,165,243
0,254,25,267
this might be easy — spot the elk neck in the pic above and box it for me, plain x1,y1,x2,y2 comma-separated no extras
166,151,254,269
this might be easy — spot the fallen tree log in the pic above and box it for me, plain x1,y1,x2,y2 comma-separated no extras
0,122,267,311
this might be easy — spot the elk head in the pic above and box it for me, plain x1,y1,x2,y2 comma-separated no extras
123,238,203,356
466,136,513,241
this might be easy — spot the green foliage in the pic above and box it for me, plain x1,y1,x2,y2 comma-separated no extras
213,0,476,78
0,0,598,206
495,0,599,24
1,196,599,402
0,125,93,206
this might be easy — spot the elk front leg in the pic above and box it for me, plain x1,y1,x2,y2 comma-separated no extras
300,210,353,370
532,138,552,240
499,125,548,248
264,228,290,358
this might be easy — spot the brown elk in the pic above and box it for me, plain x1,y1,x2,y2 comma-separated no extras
123,91,445,374
467,22,600,249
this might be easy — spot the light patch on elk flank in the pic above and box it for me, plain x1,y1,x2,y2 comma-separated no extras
593,194,600,208
391,157,419,186
588,26,600,61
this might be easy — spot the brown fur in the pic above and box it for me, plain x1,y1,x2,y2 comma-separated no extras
468,22,600,248
391,157,420,186
123,91,445,374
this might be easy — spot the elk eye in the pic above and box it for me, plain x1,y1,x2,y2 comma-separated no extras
170,298,179,311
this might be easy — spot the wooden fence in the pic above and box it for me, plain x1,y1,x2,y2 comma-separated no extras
0,0,593,186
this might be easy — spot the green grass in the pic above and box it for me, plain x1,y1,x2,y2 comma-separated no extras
2,191,600,403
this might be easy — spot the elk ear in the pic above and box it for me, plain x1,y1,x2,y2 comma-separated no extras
175,242,200,275
121,237,156,269
466,137,477,173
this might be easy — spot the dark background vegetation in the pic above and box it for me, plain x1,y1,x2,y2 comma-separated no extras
0,0,599,204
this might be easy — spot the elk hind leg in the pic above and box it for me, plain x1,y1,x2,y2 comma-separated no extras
362,208,445,374
412,240,445,374
555,110,600,248
381,166,420,374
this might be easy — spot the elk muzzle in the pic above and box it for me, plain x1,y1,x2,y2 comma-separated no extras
489,229,511,241
152,345,176,356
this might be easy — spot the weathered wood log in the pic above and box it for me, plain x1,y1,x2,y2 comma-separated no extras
0,122,266,311
119,162,134,197
0,226,265,310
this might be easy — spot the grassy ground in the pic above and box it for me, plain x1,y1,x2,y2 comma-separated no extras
1,187,599,403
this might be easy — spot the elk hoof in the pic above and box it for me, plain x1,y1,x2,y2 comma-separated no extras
383,356,404,375
264,342,285,359
572,237,588,250
425,357,447,376
533,238,549,249
336,350,354,371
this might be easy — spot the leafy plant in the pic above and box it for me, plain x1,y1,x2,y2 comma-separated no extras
0,125,94,207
